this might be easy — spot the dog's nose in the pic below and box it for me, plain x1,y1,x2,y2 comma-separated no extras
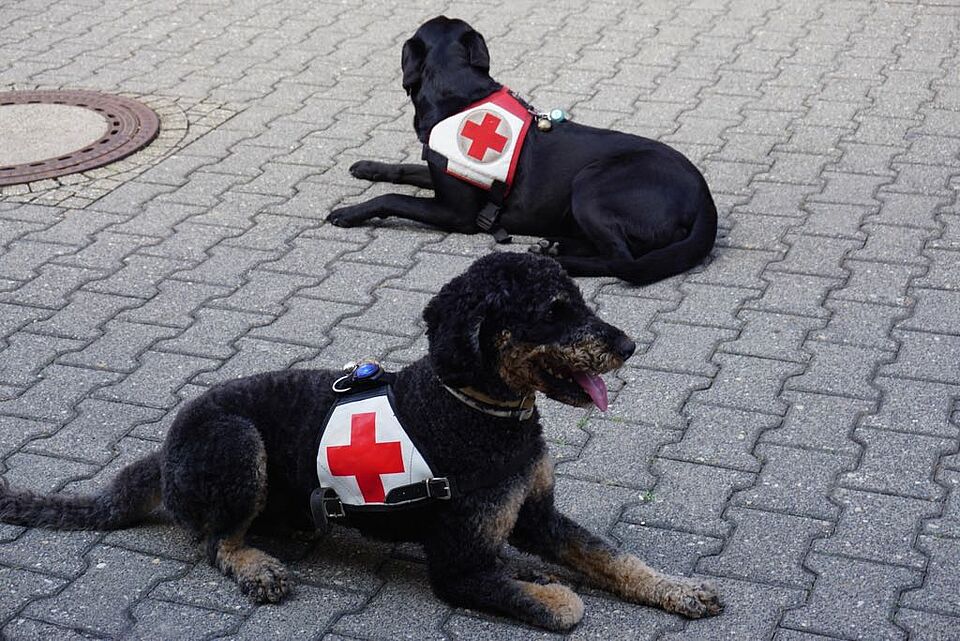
614,336,636,360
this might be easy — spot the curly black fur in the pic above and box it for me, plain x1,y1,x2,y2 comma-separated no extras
0,252,721,629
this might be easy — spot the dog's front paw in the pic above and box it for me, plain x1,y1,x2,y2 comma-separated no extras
658,577,723,619
327,206,371,228
239,558,291,604
520,581,585,631
349,160,381,181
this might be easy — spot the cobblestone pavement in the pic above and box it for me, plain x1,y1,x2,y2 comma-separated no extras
0,0,959,639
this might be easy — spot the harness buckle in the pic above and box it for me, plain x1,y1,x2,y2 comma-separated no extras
475,202,499,232
426,478,452,500
322,490,346,518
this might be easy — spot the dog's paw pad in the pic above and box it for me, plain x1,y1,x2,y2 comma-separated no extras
327,208,361,227
662,578,723,618
240,560,291,604
528,239,559,257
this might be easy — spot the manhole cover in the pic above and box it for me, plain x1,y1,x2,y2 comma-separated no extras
0,90,161,186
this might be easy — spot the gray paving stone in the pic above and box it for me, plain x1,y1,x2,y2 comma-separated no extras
734,444,854,521
813,300,903,351
611,522,723,577
251,297,362,347
882,330,960,384
119,280,232,328
781,552,921,641
0,567,67,624
870,192,951,229
127,599,239,640
900,535,960,617
234,584,364,640
813,488,938,569
719,310,824,363
899,288,960,334
151,562,253,615
0,528,100,578
0,264,106,310
0,333,82,386
594,294,675,344
300,262,403,305
915,249,960,291
786,342,889,400
557,418,671,489
644,283,760,329
699,507,831,588
840,428,955,501
22,544,185,636
0,364,121,422
3,618,104,641
94,351,218,408
58,320,180,373
862,377,960,438
693,353,804,416
23,399,161,465
154,307,271,359
830,259,925,307
333,560,448,641
0,241,76,281
924,469,960,539
688,248,780,289
797,203,871,240
29,291,139,340
633,322,736,376
895,608,960,641
0,416,54,457
745,272,842,318
660,403,778,472
622,459,754,538
196,337,317,386
339,288,432,337
613,368,711,428
85,254,193,299
769,234,860,279
172,245,278,288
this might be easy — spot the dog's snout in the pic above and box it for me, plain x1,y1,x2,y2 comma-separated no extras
614,335,636,361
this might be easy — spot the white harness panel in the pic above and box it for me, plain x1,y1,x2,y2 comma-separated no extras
316,392,434,507
427,92,529,189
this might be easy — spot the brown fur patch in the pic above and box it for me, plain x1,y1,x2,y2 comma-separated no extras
528,453,554,499
216,535,290,603
480,483,526,544
559,544,722,617
519,581,584,628
496,332,623,398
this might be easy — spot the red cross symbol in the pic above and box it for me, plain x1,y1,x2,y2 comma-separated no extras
326,412,405,503
461,112,508,161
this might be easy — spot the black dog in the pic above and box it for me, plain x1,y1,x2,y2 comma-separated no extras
327,16,718,286
0,253,721,630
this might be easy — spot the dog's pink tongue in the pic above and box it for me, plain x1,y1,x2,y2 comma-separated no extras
573,372,608,412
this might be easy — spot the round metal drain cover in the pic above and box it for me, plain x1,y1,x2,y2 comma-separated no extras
0,90,160,186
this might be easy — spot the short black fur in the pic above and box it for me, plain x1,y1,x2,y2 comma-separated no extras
328,16,719,286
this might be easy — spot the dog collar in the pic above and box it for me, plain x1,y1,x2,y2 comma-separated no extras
442,384,536,421
424,87,534,197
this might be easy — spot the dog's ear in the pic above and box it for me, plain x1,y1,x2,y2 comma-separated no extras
401,37,425,95
423,277,489,387
460,30,490,72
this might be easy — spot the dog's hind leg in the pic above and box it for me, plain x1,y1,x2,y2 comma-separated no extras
509,456,722,618
164,416,290,603
349,160,433,189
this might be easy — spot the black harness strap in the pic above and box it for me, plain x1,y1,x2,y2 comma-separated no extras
421,145,512,244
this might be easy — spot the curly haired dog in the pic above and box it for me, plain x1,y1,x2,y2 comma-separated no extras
0,252,721,631
328,16,718,286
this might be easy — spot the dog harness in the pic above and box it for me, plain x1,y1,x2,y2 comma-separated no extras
423,87,535,243
310,361,541,529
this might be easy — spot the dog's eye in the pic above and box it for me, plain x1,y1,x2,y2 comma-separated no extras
543,300,568,323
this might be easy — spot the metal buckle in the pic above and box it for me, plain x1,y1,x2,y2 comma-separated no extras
322,493,346,518
427,478,452,500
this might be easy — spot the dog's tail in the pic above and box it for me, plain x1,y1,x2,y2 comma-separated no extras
0,452,162,530
560,193,718,286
